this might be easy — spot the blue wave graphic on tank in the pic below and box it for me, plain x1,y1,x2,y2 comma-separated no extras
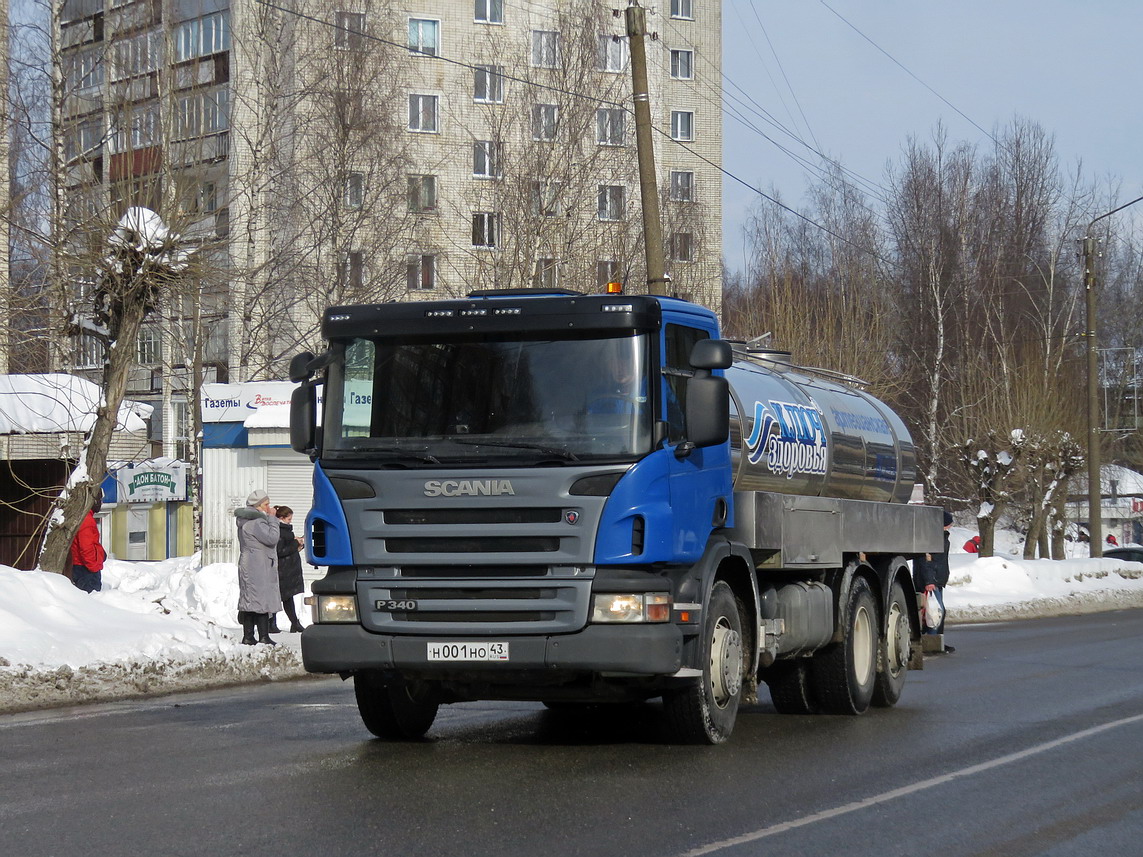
744,400,828,477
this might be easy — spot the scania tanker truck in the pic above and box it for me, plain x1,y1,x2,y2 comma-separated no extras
288,288,942,744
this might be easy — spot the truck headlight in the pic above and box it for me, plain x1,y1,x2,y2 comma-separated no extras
591,592,670,623
314,594,358,623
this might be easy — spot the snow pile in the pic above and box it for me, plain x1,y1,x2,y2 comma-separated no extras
0,556,305,714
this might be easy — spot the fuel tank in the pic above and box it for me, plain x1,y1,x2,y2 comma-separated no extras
726,347,917,504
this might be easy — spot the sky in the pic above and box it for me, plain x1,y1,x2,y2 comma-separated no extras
4,525,1143,713
720,1,1143,272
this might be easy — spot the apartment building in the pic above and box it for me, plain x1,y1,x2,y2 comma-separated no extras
55,0,722,460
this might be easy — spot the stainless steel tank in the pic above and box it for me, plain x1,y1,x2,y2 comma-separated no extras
726,348,917,504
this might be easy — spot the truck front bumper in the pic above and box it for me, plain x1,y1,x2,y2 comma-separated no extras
300,622,684,677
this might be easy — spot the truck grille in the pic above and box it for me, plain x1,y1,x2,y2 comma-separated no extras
385,508,562,525
385,537,560,553
358,578,591,635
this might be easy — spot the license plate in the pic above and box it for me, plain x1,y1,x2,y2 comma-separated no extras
426,642,510,661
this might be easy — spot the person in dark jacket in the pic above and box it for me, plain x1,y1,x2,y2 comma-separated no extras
235,489,281,645
274,506,306,633
70,496,107,593
915,509,954,653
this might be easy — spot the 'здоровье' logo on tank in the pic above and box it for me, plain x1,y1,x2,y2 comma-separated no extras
744,400,827,478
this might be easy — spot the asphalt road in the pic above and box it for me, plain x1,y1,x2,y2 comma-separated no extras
3,609,1143,857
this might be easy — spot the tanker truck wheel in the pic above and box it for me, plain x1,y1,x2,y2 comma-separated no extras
354,670,440,740
872,581,910,707
662,581,745,744
763,660,820,715
810,575,877,715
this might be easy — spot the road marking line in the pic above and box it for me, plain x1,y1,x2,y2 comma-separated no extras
678,711,1143,857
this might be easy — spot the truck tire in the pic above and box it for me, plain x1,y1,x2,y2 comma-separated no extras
353,671,440,740
763,660,819,715
662,581,745,744
810,575,876,715
872,580,910,708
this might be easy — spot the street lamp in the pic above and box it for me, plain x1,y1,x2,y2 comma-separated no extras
1082,193,1143,558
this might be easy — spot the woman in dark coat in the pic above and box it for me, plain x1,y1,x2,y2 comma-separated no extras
274,506,306,633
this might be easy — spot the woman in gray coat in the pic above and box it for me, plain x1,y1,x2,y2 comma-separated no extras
235,489,282,645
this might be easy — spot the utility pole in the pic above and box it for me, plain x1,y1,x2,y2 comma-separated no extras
1081,235,1103,556
625,0,669,296
1081,192,1143,558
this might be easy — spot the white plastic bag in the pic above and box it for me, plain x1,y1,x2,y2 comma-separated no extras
923,590,943,630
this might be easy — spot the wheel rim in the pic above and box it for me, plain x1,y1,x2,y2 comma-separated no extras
853,604,875,686
710,615,743,708
886,601,908,676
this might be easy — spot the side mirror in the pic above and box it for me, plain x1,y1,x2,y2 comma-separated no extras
289,352,316,383
690,339,733,371
685,375,729,448
290,384,317,454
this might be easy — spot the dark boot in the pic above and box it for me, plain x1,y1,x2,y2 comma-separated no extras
267,615,281,634
283,598,304,633
255,613,277,646
240,613,256,646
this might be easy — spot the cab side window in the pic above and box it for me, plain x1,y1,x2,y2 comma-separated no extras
663,323,709,442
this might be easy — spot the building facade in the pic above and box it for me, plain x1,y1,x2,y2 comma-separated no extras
52,0,722,557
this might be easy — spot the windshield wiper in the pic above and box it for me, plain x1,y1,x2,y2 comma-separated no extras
347,443,440,464
448,438,579,461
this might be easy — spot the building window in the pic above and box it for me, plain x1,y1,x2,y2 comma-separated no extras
407,254,436,290
531,104,558,141
533,258,558,290
66,48,103,91
670,110,694,141
597,185,625,221
475,0,503,25
334,11,366,49
473,65,505,103
333,89,365,129
408,94,439,132
409,18,439,56
174,11,231,62
531,181,563,216
137,327,161,366
174,88,229,138
531,30,560,68
669,170,694,202
670,0,693,20
596,260,621,290
669,232,694,262
408,174,437,212
200,181,218,213
473,141,502,179
112,30,161,81
670,49,693,80
338,251,365,290
597,35,627,72
108,103,160,154
75,331,104,369
472,212,499,248
344,172,364,209
596,108,625,145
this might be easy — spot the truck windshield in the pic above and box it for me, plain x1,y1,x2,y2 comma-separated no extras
324,333,654,463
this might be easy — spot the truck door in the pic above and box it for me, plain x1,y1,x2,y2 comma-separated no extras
662,320,731,561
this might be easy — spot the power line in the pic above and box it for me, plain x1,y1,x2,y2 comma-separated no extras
817,0,999,147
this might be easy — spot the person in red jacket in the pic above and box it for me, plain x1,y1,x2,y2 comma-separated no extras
70,497,107,592
963,535,981,553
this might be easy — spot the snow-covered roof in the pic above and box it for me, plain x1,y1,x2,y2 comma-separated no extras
0,374,152,434
1102,464,1143,496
